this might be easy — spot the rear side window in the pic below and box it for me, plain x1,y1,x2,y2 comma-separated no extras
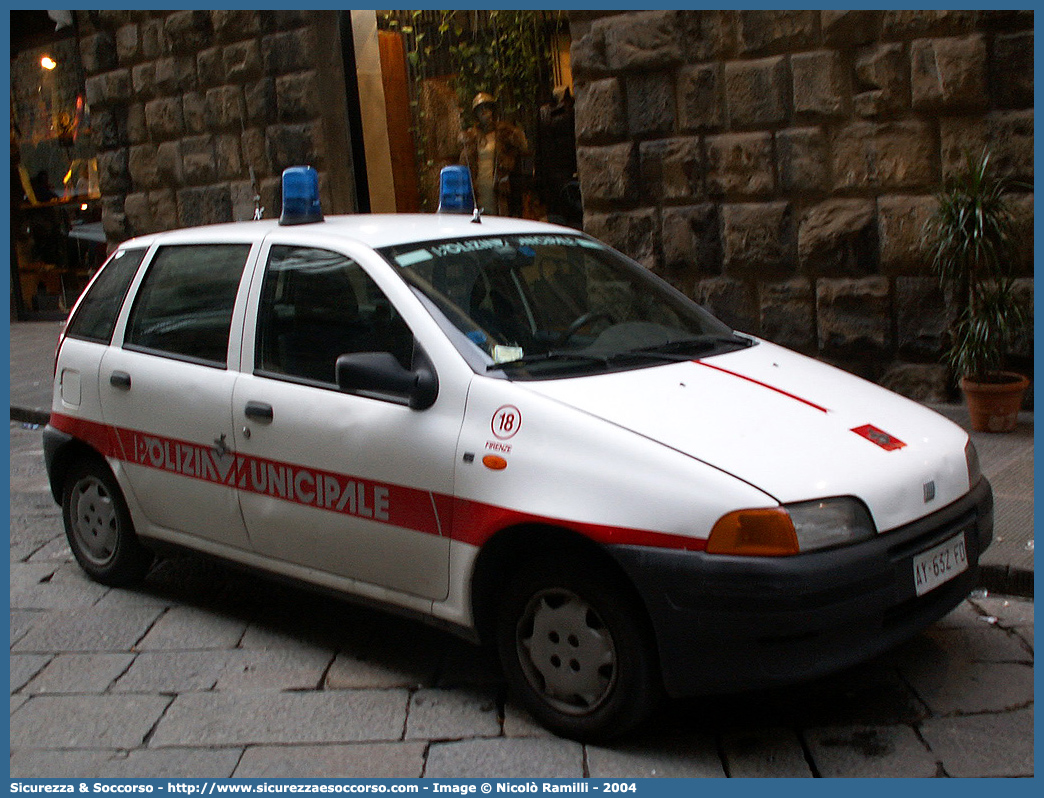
125,244,251,367
65,248,147,343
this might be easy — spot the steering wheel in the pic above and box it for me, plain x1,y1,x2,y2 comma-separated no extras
556,310,616,344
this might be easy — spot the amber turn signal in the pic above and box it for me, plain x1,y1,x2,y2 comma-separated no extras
706,508,799,556
482,455,508,470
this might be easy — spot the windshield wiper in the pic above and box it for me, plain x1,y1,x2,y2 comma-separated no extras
632,334,753,358
487,335,753,372
487,351,610,371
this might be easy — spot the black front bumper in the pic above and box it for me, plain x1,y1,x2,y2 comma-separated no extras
609,479,994,697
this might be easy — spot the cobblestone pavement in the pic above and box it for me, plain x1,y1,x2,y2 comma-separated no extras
9,423,1034,778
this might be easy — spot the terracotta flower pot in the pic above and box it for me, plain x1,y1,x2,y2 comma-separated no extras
960,372,1030,433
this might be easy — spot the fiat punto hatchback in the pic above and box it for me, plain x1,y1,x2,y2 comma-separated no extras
45,167,993,740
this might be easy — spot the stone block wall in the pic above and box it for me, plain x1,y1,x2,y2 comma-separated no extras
75,10,356,243
569,10,1033,400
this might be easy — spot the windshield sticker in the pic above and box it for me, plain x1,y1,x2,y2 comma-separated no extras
516,234,586,248
429,238,507,257
491,345,523,364
394,249,433,267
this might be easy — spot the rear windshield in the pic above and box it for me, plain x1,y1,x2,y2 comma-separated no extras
380,234,750,379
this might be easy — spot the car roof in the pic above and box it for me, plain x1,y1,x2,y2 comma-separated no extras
116,214,578,251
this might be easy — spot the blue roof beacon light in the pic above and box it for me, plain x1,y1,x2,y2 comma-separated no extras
437,165,476,216
279,165,324,225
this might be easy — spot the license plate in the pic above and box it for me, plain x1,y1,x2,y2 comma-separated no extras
912,532,968,596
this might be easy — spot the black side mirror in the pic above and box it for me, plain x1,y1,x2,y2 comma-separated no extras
335,352,438,410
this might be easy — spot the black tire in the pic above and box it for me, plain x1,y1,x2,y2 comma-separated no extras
496,557,661,741
62,458,152,587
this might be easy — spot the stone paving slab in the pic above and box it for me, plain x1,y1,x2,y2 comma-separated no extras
8,321,63,418
233,743,428,778
113,649,237,694
900,660,1034,716
912,623,1034,664
803,725,939,778
136,605,251,651
1013,625,1033,650
425,738,585,778
149,690,410,747
10,750,124,780
10,748,244,780
23,652,135,694
983,496,1035,572
214,646,334,692
12,605,164,653
10,610,39,647
919,707,1035,778
502,705,557,739
10,561,110,610
26,535,79,564
9,654,51,693
11,694,172,749
90,748,246,779
587,734,725,778
720,727,812,778
326,649,437,690
974,595,1035,626
404,688,502,741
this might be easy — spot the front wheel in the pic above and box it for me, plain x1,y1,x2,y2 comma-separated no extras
62,458,152,587
496,558,661,741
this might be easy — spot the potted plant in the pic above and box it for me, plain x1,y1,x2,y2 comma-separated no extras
925,150,1029,432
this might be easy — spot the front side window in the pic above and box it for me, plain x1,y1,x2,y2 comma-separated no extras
124,244,250,366
256,246,415,386
381,234,750,379
65,248,147,344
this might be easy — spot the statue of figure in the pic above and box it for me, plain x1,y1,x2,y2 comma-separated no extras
460,93,529,216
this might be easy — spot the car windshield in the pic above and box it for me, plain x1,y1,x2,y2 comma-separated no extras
379,233,751,378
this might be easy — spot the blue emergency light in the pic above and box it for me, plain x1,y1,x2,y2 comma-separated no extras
437,165,476,214
279,166,323,225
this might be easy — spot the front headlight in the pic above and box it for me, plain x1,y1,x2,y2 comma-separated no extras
786,497,876,553
707,497,876,556
965,440,982,488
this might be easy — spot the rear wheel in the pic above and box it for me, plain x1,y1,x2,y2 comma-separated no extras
496,557,660,741
62,458,151,586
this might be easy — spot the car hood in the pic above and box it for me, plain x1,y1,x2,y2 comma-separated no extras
523,340,972,533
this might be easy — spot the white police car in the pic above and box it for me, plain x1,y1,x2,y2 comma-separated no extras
45,166,992,740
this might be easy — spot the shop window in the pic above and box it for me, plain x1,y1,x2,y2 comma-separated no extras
11,14,103,319
374,11,579,227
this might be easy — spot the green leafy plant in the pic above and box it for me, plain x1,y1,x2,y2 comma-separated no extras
443,10,560,131
379,10,564,209
925,150,1026,384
